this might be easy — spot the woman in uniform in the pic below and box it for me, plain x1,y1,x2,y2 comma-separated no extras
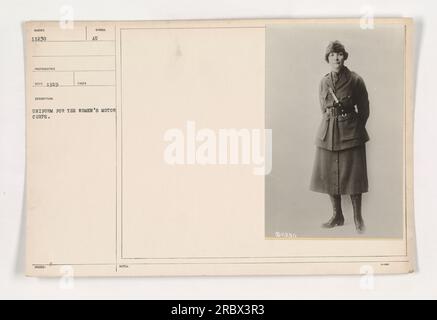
310,40,370,233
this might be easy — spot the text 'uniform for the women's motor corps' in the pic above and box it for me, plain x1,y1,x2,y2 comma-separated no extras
310,41,370,233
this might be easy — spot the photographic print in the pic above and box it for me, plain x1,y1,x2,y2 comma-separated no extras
25,19,414,276
265,23,406,238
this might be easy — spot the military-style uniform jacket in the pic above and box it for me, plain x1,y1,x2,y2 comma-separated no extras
316,66,370,151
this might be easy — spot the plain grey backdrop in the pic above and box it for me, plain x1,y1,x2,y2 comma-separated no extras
265,24,405,238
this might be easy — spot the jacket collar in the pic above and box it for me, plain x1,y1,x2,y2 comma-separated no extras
327,66,351,92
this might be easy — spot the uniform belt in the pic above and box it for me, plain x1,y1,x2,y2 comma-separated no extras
326,106,356,118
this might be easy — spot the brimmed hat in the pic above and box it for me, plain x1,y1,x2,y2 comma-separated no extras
325,40,349,62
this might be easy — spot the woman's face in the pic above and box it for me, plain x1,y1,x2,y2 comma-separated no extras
328,51,345,72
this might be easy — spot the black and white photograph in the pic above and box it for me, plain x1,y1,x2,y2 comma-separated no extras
266,23,406,238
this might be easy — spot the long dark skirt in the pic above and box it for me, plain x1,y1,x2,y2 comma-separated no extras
310,144,368,195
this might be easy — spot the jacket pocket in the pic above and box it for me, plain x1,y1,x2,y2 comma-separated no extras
338,115,362,141
317,116,329,141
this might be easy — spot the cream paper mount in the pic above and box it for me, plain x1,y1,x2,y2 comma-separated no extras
25,18,415,277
